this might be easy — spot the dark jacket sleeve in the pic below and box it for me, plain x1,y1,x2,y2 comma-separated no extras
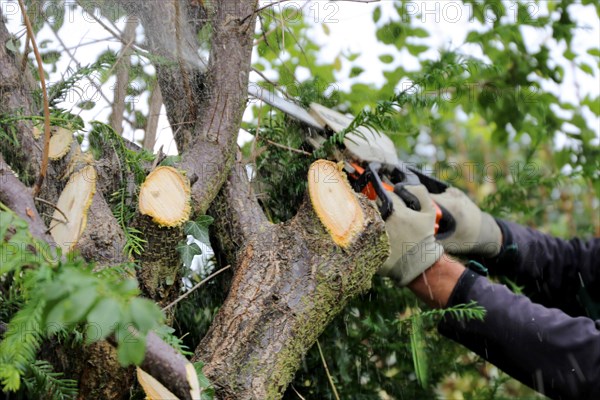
476,220,600,317
438,270,600,400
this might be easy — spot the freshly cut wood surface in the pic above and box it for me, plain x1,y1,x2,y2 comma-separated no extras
139,166,191,227
50,165,97,253
48,127,74,160
308,160,365,248
137,367,179,399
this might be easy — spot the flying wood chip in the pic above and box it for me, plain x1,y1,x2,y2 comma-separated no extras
308,160,365,248
50,165,97,253
138,166,191,227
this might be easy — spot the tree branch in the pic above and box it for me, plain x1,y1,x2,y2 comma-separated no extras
143,83,163,151
109,16,137,136
0,154,54,245
209,158,270,265
194,161,389,399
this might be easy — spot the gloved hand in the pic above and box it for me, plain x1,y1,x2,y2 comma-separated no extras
379,185,444,286
430,188,502,258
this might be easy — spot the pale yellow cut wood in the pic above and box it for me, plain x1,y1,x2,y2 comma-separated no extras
50,165,96,253
48,127,74,160
186,362,201,400
136,364,201,400
308,160,365,248
139,166,191,227
137,367,180,400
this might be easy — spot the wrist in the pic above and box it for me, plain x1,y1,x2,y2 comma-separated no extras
407,254,465,308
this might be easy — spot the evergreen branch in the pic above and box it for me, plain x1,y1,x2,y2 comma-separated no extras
0,295,46,391
413,301,487,324
23,360,78,400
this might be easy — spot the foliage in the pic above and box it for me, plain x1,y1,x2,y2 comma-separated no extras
22,360,78,400
1,0,598,399
244,2,598,399
0,207,164,395
89,121,155,257
193,361,216,400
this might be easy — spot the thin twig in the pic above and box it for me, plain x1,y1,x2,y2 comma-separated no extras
74,0,148,55
20,34,30,72
241,0,293,25
162,265,231,311
250,67,294,101
34,197,69,223
253,1,310,46
41,213,68,224
316,339,340,400
19,0,51,197
290,385,307,400
45,20,113,112
262,138,311,155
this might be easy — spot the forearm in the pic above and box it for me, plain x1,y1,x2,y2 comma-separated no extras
407,255,465,308
480,220,600,314
436,269,600,400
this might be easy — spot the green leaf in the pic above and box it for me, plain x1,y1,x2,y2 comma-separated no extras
564,48,576,61
41,51,61,65
117,278,139,295
411,28,429,38
129,298,163,333
379,54,394,64
184,216,213,243
407,44,428,56
193,361,215,400
45,287,97,333
77,100,96,110
409,315,428,388
5,38,18,53
373,6,381,23
117,328,146,366
177,242,201,269
85,298,121,343
579,63,595,76
582,96,600,115
349,67,364,78
333,55,342,71
587,48,600,58
0,366,21,391
376,22,404,46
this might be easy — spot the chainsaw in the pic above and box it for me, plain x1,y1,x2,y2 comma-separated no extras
247,86,455,237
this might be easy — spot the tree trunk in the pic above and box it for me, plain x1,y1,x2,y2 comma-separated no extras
196,161,389,399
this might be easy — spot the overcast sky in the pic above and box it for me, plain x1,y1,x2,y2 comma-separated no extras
2,0,598,154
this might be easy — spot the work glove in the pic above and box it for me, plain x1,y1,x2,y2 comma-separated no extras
379,185,444,286
430,188,502,258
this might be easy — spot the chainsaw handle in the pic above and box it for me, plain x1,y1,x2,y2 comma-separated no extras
394,184,445,235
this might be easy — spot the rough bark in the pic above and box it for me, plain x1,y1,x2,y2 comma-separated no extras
0,12,41,183
0,11,188,397
109,16,137,136
0,153,54,245
209,158,270,266
142,84,163,151
0,12,127,264
2,3,392,400
195,161,389,399
121,0,258,215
